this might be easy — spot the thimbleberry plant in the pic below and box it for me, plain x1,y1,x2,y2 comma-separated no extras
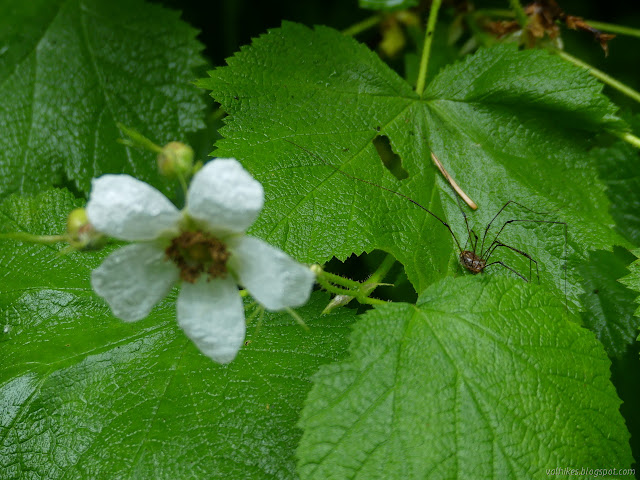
1,0,639,478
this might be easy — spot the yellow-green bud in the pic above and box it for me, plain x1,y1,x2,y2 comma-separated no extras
379,17,406,58
66,208,106,251
67,208,89,234
157,142,194,179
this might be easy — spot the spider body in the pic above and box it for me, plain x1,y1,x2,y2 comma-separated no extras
460,250,486,274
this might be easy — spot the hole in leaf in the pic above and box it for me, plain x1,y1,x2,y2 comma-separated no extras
372,134,408,181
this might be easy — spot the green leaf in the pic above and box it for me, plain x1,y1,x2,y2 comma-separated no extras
579,247,640,358
592,114,640,245
297,276,633,479
619,248,640,319
198,23,627,310
358,0,418,12
0,0,206,199
0,189,356,479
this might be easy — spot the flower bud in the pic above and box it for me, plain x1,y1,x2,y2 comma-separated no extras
66,208,106,251
379,18,406,58
157,142,194,179
310,264,323,276
322,294,354,314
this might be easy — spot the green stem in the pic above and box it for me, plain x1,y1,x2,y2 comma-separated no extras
315,273,358,297
254,308,265,332
117,123,163,154
364,254,396,295
315,259,394,307
610,130,640,149
245,306,262,325
554,49,640,104
586,20,640,39
0,232,66,244
176,169,189,196
508,0,528,28
415,0,442,96
319,269,364,290
285,307,309,331
358,296,388,306
342,14,382,37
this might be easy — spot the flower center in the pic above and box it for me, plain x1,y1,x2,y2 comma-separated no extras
165,231,230,283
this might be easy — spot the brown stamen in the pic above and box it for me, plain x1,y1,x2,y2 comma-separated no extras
165,231,231,283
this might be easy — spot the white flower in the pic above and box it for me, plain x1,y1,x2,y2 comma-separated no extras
86,158,315,364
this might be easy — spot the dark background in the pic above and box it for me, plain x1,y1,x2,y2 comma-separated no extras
155,0,640,106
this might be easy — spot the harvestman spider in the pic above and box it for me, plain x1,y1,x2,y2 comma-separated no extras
284,139,568,290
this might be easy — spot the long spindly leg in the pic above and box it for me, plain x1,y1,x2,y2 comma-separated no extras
450,188,475,252
465,229,479,252
479,201,561,256
482,217,567,292
484,261,530,282
481,218,567,259
484,241,539,283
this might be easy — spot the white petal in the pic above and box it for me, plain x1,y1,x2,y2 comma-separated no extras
177,277,245,364
87,175,181,241
186,158,264,235
228,236,315,311
91,243,179,322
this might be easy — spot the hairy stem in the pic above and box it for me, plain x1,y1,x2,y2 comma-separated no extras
319,269,365,290
358,296,388,306
315,273,358,297
314,264,391,307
